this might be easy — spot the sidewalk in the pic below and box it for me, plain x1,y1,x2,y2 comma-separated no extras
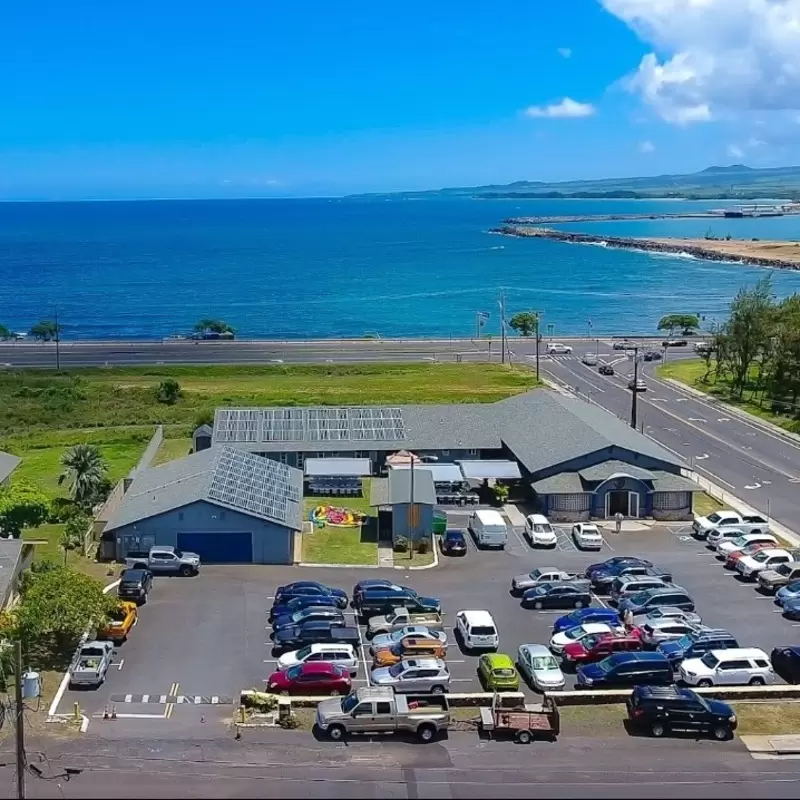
741,734,800,757
377,541,394,568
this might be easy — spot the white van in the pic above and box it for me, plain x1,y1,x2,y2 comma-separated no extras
455,610,499,651
468,509,508,549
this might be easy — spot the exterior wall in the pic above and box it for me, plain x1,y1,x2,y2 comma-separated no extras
391,502,435,541
194,434,212,453
542,494,592,523
111,500,293,564
652,491,693,521
591,476,651,519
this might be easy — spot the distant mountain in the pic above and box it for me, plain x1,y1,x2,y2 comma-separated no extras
349,164,800,201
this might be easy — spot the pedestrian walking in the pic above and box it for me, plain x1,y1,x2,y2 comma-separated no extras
614,512,624,535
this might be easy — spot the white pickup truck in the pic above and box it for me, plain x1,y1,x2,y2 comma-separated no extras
365,607,444,638
692,510,770,540
69,641,114,688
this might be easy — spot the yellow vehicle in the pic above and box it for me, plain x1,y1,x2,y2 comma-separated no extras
99,602,138,643
373,638,447,667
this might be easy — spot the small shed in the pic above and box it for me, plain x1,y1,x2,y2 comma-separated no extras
193,424,213,453
370,469,436,542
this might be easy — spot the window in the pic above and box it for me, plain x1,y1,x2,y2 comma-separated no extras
352,704,372,717
440,450,450,456
754,660,769,668
719,660,750,670
467,449,479,457
376,702,392,714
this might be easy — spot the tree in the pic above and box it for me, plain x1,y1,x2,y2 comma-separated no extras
15,565,115,647
58,444,108,509
60,513,91,565
657,313,700,336
0,323,13,341
29,319,61,341
194,318,235,335
0,480,50,538
156,378,182,405
508,312,539,337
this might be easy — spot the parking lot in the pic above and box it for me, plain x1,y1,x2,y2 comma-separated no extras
59,517,800,734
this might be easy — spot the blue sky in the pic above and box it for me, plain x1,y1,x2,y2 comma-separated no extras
2,0,798,199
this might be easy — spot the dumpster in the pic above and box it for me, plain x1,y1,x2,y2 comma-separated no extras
433,512,448,535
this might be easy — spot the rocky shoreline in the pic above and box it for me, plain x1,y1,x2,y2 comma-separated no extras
490,225,800,270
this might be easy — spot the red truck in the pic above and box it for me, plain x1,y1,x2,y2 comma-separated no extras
561,631,643,665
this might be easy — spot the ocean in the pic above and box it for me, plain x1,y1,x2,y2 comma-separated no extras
1,197,800,340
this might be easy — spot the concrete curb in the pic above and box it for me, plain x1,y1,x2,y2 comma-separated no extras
661,377,800,445
741,735,800,756
300,545,440,572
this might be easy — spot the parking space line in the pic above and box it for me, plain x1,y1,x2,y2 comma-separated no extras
510,525,528,551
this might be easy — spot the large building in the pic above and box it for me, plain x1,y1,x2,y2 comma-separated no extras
212,390,699,523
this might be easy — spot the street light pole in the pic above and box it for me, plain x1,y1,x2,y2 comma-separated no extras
498,289,507,365
408,455,414,561
630,345,639,429
15,640,26,800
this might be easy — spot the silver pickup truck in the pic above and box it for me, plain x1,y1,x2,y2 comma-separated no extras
69,641,114,688
125,545,200,576
315,686,450,742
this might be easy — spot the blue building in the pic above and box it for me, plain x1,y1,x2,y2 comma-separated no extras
369,468,436,545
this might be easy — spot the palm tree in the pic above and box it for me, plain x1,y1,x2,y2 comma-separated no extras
58,444,108,509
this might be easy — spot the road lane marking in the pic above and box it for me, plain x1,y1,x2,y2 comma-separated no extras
688,417,707,423
695,453,709,460
675,398,688,402
718,417,731,422
744,482,762,490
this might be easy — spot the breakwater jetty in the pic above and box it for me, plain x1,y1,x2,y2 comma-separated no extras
490,225,800,270
503,212,718,224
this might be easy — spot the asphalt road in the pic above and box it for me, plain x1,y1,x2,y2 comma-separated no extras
539,352,800,532
9,731,800,799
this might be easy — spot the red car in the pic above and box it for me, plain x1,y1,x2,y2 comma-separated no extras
562,632,643,665
265,661,352,696
725,542,774,569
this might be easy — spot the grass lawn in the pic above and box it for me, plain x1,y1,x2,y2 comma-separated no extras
153,436,193,465
21,522,114,580
302,481,378,565
658,360,800,434
733,702,800,735
693,492,723,518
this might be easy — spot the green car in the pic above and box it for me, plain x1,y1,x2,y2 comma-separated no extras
478,653,520,691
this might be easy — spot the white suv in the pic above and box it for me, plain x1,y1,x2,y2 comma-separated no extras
276,642,359,676
455,610,499,652
524,514,557,547
680,647,776,687
547,343,573,354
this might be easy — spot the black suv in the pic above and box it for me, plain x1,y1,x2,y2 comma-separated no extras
771,646,800,683
118,568,153,604
598,363,615,376
356,586,441,619
626,685,737,740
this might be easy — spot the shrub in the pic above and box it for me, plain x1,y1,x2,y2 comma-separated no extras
194,409,214,428
278,712,299,729
156,379,182,405
491,483,509,505
415,538,431,554
393,536,409,553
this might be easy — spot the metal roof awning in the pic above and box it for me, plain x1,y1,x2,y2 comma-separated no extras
457,460,522,480
390,463,464,483
305,458,372,477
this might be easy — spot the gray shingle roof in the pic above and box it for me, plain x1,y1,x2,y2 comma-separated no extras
105,446,303,532
0,450,21,484
649,471,703,493
370,478,389,507
579,460,656,482
531,473,587,494
193,424,213,436
388,469,436,505
0,538,24,607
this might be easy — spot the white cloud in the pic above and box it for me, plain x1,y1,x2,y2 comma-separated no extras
558,47,572,58
523,97,596,118
638,140,656,153
727,144,745,158
601,0,800,124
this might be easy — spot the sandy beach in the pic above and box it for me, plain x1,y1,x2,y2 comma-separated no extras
647,237,800,266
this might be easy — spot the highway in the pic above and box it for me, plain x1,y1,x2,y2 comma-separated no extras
539,350,800,532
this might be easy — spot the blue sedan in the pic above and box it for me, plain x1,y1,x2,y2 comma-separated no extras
269,594,342,622
782,596,800,620
274,581,348,609
775,580,800,607
522,583,593,610
553,607,621,633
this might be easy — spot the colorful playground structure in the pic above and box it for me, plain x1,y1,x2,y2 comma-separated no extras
310,504,365,528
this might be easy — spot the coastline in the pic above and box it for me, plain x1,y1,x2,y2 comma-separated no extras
491,225,800,270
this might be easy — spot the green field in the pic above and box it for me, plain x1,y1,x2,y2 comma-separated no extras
658,360,800,434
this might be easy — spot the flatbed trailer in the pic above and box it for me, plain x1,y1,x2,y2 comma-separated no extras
479,694,560,744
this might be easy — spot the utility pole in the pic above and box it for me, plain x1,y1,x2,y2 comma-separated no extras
408,456,415,561
630,345,639,429
498,289,507,365
534,312,540,382
15,640,26,800
54,306,61,371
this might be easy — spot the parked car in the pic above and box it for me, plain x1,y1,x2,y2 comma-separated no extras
563,631,643,665
617,586,695,616
723,541,775,569
775,579,800,607
575,651,673,689
369,625,447,653
468,509,508,549
511,567,589,595
634,617,701,647
275,581,348,609
631,606,702,628
547,343,573,354
582,353,598,366
735,548,794,580
758,561,800,593
266,662,352,696
657,628,739,668
373,637,447,667
585,557,652,580
272,606,346,632
271,622,360,653
609,574,673,604
549,621,624,654
455,609,499,651
782,596,800,620
351,579,393,608
642,351,662,361
598,363,615,375
572,523,604,551
357,587,441,619
124,545,200,576
522,583,593,610
696,511,770,540
440,529,468,556
770,646,800,684
679,647,776,687
371,658,451,694
591,564,672,593
716,533,779,558
68,641,115,688
97,602,138,644
117,568,153,605
477,653,520,691
365,608,444,638
517,644,566,691
276,642,359,676
269,594,343,623
523,514,557,548
626,685,737,740
627,377,647,392
552,607,621,634
662,339,688,347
